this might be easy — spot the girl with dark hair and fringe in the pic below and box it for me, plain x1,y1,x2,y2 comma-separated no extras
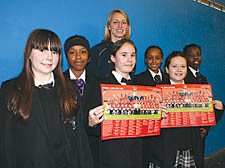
95,39,142,168
0,29,93,168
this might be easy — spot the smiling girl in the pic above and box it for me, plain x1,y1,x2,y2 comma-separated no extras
95,39,142,168
0,29,93,168
146,51,223,168
63,35,104,168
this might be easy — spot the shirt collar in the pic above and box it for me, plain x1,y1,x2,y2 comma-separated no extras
112,71,131,85
189,66,199,77
170,79,185,85
148,68,162,80
69,68,86,82
34,72,55,87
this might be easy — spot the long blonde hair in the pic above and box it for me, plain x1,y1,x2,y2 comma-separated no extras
104,9,131,41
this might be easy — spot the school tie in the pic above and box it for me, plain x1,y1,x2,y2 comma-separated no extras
195,72,203,83
38,82,54,90
154,75,161,84
75,79,84,97
121,77,132,85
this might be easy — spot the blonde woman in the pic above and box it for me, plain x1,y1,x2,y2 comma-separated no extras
87,9,131,79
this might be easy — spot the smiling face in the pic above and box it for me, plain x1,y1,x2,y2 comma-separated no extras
67,45,88,75
109,12,129,42
30,43,59,80
145,48,163,73
111,42,136,78
166,56,187,84
185,47,202,70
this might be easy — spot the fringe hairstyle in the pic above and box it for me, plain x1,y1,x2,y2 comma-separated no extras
110,39,137,74
7,29,77,122
164,51,187,73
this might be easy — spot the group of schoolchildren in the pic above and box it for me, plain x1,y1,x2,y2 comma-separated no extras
0,9,224,168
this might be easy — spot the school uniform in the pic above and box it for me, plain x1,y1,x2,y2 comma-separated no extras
134,69,167,86
0,75,93,168
64,69,101,124
185,66,216,162
185,66,208,84
64,69,101,168
153,78,223,168
185,67,224,120
98,71,143,168
134,69,167,168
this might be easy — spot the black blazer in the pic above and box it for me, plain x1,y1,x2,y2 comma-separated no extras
147,79,205,168
134,70,168,168
64,69,101,104
63,69,102,136
0,78,93,168
101,72,120,84
134,69,167,86
98,73,142,168
64,69,103,168
159,78,223,168
185,68,208,84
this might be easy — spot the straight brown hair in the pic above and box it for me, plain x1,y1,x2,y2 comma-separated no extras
7,29,77,122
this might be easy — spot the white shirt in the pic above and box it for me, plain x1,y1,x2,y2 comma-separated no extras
148,68,162,81
188,66,199,78
170,80,185,85
112,71,131,85
34,72,55,87
69,68,86,83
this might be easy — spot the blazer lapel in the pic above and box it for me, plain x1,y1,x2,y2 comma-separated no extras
83,73,91,99
108,73,121,84
145,70,155,85
185,68,198,84
32,91,49,139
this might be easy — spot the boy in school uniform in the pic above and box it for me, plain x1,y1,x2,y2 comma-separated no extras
183,44,224,160
183,44,209,140
183,44,207,85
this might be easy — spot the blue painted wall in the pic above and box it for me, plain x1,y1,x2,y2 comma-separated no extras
0,0,224,156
